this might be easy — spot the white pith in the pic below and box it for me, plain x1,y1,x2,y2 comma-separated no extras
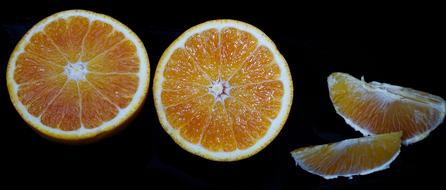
64,61,87,81
208,79,230,102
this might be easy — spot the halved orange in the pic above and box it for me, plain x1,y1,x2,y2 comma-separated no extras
291,132,402,179
6,10,149,143
328,72,445,145
153,20,293,161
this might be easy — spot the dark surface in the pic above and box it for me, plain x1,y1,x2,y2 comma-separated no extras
0,1,444,189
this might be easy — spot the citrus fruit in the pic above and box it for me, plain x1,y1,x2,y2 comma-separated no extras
153,20,293,161
6,10,150,143
291,132,402,179
328,72,445,145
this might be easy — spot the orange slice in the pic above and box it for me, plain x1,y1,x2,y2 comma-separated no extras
328,72,445,145
153,20,293,161
291,132,402,179
6,10,150,143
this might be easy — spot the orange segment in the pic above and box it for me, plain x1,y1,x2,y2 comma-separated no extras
328,72,445,144
161,80,208,106
202,102,237,152
17,74,67,116
178,95,214,144
24,32,66,66
86,73,138,108
154,20,293,161
87,40,139,73
7,10,149,142
163,48,209,85
43,16,89,63
225,98,269,149
79,81,118,129
41,80,80,131
81,20,125,62
229,46,279,86
231,81,284,118
185,29,220,80
165,94,213,131
14,53,64,84
220,28,258,80
291,132,402,179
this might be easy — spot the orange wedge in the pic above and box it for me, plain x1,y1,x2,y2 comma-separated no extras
153,20,293,161
328,72,445,144
291,132,402,179
6,10,150,143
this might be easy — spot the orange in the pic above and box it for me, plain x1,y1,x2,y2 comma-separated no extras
6,10,150,143
291,132,402,179
153,20,293,161
328,72,445,145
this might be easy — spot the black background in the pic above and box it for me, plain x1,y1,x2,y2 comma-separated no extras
0,1,444,189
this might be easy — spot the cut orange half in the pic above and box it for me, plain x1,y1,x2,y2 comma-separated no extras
291,132,402,179
328,72,445,145
6,10,150,143
153,20,293,161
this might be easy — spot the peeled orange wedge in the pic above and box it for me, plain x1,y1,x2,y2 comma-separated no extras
328,72,445,145
153,20,293,161
291,132,402,179
6,10,149,142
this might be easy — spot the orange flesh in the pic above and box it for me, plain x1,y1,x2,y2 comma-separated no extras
329,73,445,141
292,132,401,177
162,28,284,151
14,16,140,131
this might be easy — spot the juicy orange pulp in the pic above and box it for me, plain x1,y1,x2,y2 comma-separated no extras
15,16,140,131
329,73,445,143
161,28,284,151
292,132,402,179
